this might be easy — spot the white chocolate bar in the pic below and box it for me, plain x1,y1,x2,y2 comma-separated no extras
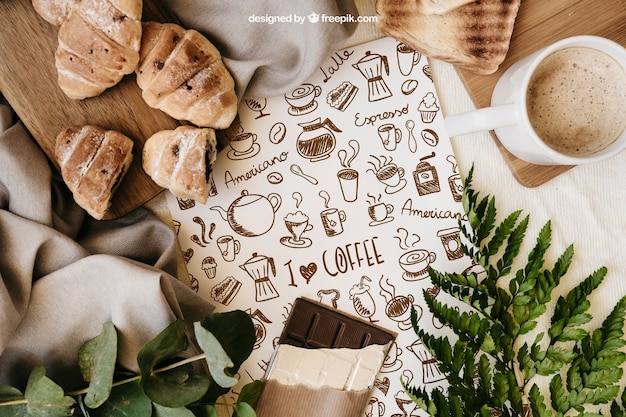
265,343,389,391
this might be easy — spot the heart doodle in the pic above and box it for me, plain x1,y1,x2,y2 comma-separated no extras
374,376,391,395
299,263,317,283
182,248,194,263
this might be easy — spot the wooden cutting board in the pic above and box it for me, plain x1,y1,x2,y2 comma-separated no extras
456,0,626,187
0,0,181,219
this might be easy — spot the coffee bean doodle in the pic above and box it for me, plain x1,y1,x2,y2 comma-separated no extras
268,122,286,144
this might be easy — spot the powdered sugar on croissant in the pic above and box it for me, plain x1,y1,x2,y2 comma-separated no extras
136,22,237,129
32,0,80,26
142,125,217,204
55,0,142,99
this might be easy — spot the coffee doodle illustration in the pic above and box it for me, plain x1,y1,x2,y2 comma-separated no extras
319,190,347,237
353,50,393,102
368,155,407,194
375,378,391,396
227,131,261,160
268,121,287,145
405,119,417,153
380,275,422,331
401,79,418,96
423,65,432,82
290,163,318,185
190,234,207,247
201,256,218,279
349,275,377,322
396,42,421,76
266,171,283,185
367,397,386,417
210,276,242,306
216,235,240,262
285,83,322,116
192,216,215,246
281,210,313,248
398,248,436,281
166,37,467,417
244,97,270,119
316,288,341,308
177,197,196,211
248,308,272,350
296,117,342,162
378,123,403,152
211,190,282,237
412,153,441,196
292,192,303,208
446,154,464,202
240,252,280,302
299,262,318,283
421,128,439,147
367,193,394,226
182,247,193,264
326,80,359,112
395,227,421,249
381,341,404,374
189,274,200,293
418,92,439,123
437,227,464,260
392,381,421,417
337,139,360,202
407,340,446,384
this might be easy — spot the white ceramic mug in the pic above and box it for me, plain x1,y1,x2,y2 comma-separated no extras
445,36,626,165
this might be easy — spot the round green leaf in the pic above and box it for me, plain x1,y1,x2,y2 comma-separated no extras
193,322,238,388
78,321,117,408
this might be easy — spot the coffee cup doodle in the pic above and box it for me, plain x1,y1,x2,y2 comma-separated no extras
368,202,394,226
368,155,407,194
285,83,322,115
378,123,402,151
228,131,260,159
281,211,313,248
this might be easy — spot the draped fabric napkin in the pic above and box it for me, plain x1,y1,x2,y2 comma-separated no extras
161,0,359,99
0,0,359,392
0,104,215,390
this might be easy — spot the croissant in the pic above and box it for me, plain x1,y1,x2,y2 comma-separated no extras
55,125,134,219
136,22,238,129
32,0,80,26
55,0,142,99
142,125,217,203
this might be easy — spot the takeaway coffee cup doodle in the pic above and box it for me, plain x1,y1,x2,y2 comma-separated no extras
445,36,626,165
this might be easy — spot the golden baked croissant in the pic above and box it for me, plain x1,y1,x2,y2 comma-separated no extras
55,125,134,219
32,0,80,26
142,125,217,203
136,22,238,129
55,0,142,99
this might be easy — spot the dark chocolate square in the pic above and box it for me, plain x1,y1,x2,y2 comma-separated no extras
279,298,396,348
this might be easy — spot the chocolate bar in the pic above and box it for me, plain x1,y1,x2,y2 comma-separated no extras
279,297,396,348
255,298,396,417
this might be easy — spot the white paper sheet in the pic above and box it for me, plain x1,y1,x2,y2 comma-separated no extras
166,36,472,416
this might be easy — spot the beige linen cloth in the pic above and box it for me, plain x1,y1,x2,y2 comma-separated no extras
162,0,359,99
0,0,359,393
0,103,215,390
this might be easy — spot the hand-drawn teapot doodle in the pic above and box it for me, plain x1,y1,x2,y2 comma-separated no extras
211,190,281,237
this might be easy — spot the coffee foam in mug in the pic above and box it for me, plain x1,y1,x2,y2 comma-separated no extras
526,47,626,156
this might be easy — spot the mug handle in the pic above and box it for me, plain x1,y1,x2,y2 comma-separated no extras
444,103,518,137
